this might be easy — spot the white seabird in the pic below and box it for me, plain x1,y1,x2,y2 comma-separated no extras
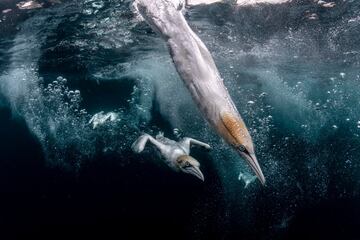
135,0,265,184
132,132,211,181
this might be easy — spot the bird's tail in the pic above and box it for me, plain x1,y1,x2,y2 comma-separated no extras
135,0,185,39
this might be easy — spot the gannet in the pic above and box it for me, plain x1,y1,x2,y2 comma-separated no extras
135,0,265,184
132,133,211,181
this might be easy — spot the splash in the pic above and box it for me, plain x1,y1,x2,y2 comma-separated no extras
17,1,43,10
89,111,120,129
187,0,290,5
238,171,257,188
0,1,143,169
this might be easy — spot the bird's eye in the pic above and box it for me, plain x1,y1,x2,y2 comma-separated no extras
185,162,190,167
237,144,246,152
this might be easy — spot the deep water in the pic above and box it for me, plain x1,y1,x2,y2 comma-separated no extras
0,0,360,239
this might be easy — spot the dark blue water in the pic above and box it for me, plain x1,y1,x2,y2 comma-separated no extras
1,0,360,239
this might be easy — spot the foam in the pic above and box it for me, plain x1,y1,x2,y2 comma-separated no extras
187,0,290,6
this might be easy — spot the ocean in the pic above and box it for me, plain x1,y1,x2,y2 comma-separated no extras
0,0,360,239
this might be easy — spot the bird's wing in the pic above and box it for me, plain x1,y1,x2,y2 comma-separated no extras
180,137,211,153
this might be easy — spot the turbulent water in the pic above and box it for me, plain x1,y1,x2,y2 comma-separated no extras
0,0,360,239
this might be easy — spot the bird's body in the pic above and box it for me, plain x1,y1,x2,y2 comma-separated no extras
153,134,189,170
135,0,265,184
132,133,210,181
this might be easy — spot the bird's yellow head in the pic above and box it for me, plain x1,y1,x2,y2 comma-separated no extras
217,112,266,185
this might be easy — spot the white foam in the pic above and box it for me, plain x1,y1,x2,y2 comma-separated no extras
89,111,120,129
187,0,290,6
17,1,43,10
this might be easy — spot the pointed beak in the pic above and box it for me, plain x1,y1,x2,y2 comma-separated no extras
239,151,266,185
188,166,205,182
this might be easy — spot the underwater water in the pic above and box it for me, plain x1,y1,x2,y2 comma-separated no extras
0,0,360,239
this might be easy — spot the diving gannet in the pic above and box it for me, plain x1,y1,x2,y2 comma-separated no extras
132,133,211,181
135,0,265,184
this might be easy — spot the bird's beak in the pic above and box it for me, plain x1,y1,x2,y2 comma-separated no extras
188,166,205,181
239,151,266,185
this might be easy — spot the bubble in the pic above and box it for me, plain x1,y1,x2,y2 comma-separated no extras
173,128,183,138
92,1,104,9
259,92,267,98
238,172,257,188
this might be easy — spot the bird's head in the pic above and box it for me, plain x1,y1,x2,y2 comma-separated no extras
236,143,265,185
176,155,204,181
218,112,266,185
